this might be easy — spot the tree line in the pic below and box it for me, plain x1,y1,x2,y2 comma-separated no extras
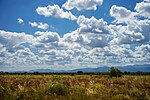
0,67,150,76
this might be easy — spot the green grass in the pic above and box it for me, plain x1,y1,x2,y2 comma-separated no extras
0,75,150,100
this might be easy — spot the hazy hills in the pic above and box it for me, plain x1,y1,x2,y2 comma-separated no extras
29,64,150,73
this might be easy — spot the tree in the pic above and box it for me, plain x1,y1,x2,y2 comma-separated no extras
33,72,39,75
77,71,83,74
109,67,122,77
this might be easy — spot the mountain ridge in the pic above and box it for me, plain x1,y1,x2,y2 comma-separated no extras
28,64,150,73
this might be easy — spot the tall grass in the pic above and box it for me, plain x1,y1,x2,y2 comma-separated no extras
0,75,150,100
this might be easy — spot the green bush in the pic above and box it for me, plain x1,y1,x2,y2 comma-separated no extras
77,71,83,74
109,67,123,77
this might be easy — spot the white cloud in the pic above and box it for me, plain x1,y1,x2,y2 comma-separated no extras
109,4,150,45
77,15,110,34
135,44,150,56
0,0,150,70
62,0,103,11
0,43,11,57
17,18,24,25
4,47,40,67
63,15,112,47
135,1,150,19
36,4,77,20
29,22,49,30
0,29,149,70
0,30,33,51
34,31,60,43
110,5,136,24
109,28,145,44
0,30,38,69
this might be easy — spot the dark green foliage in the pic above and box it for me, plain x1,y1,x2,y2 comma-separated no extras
136,71,145,75
77,71,84,74
109,67,123,77
124,71,128,75
33,72,39,75
0,71,150,75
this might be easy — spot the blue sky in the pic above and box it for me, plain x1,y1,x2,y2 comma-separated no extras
0,0,142,36
0,0,150,71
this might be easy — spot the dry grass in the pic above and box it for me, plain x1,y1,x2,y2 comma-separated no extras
0,75,150,100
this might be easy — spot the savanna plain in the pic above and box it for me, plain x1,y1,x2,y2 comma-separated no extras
0,74,150,100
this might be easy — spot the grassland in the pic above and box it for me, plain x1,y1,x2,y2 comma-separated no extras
0,75,150,100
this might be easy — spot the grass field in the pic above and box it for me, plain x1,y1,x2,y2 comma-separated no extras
0,75,150,100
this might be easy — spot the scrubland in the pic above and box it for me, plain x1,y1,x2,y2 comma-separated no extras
0,75,150,100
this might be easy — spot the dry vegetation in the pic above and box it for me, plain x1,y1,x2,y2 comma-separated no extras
0,75,150,100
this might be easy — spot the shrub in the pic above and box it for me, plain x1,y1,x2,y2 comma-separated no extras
0,83,12,100
112,94,130,100
46,83,68,96
109,67,123,77
77,71,83,74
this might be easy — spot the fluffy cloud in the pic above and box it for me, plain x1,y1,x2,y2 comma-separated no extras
17,18,24,25
135,1,150,19
36,5,77,20
109,4,150,45
0,0,150,70
63,15,112,47
62,0,103,11
1,47,40,68
135,44,150,56
110,5,136,24
0,30,38,69
0,43,11,57
29,22,49,30
77,15,109,34
0,30,33,51
109,26,145,44
34,31,60,43
0,28,149,70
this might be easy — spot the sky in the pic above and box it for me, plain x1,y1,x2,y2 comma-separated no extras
0,0,150,71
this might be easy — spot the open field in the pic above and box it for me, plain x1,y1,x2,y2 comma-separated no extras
0,75,150,100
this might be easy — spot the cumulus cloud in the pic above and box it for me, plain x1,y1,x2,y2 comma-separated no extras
0,0,150,70
77,15,109,34
0,29,149,70
4,47,40,67
34,31,60,43
62,0,103,11
0,43,11,57
0,30,37,68
29,22,49,30
109,26,145,44
135,1,150,19
109,4,150,45
17,18,24,25
36,4,77,20
110,5,136,24
62,15,112,47
135,44,150,55
0,30,33,50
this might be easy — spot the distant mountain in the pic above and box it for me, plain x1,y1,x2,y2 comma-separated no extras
28,64,150,72
29,69,64,73
116,64,150,72
69,66,110,72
